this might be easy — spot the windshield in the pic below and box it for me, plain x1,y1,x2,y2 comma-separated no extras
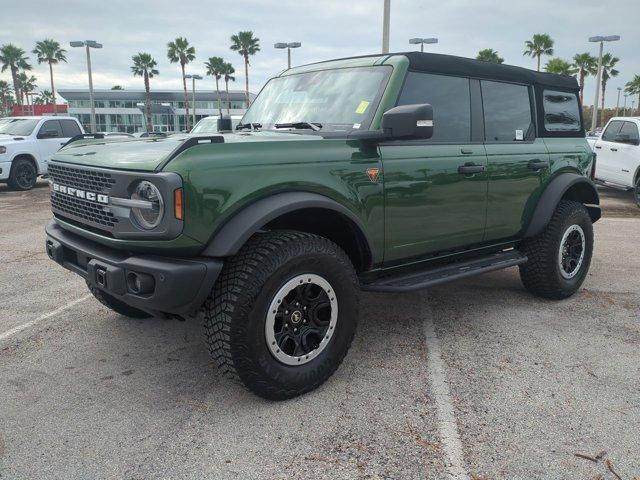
191,117,219,134
241,66,391,131
0,118,40,136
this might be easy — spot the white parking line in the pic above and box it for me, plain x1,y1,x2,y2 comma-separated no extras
0,295,91,342
421,296,470,480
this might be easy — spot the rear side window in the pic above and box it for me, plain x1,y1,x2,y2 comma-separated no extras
543,90,581,132
481,80,533,142
602,121,623,141
397,72,471,142
38,120,62,137
60,119,82,137
618,122,639,144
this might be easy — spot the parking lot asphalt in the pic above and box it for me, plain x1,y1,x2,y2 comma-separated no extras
0,181,638,479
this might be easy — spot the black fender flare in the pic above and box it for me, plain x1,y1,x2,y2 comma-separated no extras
201,191,374,258
525,173,601,238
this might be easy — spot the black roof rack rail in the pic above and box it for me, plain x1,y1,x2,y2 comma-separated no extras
156,135,224,171
61,133,105,148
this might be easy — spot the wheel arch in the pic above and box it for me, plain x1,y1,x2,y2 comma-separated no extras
525,173,601,238
201,192,374,272
11,153,38,173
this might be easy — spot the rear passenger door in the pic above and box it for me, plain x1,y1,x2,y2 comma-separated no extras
481,80,549,242
380,72,488,262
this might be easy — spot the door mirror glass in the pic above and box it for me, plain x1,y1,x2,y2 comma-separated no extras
382,104,433,140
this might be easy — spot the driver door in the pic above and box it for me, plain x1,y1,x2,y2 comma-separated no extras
37,120,66,164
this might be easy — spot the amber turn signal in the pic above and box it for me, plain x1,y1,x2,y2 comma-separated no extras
174,188,184,220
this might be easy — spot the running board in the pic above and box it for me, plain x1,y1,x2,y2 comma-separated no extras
361,250,528,292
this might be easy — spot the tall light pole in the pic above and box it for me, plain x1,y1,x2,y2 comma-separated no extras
409,37,438,52
623,94,628,116
70,40,102,133
589,35,620,132
274,42,302,69
184,74,202,131
382,0,390,53
615,87,622,116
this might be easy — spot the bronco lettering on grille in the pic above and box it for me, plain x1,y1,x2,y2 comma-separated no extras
52,183,109,204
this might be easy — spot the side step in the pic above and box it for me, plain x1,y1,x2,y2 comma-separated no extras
361,250,528,292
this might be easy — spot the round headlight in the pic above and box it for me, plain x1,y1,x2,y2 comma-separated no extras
131,180,164,229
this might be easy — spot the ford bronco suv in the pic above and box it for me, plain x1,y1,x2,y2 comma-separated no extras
45,52,600,400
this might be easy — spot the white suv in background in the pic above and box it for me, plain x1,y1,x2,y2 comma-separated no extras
588,117,640,206
0,116,84,191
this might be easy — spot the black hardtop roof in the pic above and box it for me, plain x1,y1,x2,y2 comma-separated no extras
401,51,578,91
308,51,579,91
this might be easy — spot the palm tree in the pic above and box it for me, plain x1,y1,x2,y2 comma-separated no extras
544,58,577,76
572,53,597,104
167,37,196,131
230,31,260,107
0,44,31,105
131,52,159,132
32,39,66,111
17,72,37,112
0,80,13,116
476,49,503,64
599,53,619,125
33,90,55,105
222,62,236,114
111,85,124,90
205,56,225,116
523,34,554,71
625,75,640,115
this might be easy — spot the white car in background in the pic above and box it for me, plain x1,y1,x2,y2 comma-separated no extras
190,115,243,134
588,117,640,206
0,116,84,191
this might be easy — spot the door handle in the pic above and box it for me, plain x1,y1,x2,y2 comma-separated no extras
595,145,602,149
528,159,549,171
610,148,617,152
460,148,473,155
458,163,485,175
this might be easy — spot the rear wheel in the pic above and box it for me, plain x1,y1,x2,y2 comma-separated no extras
8,158,37,191
202,231,359,400
86,281,153,319
519,200,594,299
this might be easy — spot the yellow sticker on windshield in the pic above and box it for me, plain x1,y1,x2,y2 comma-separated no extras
355,100,370,114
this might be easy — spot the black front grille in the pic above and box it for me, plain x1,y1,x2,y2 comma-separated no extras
51,192,119,228
48,163,116,193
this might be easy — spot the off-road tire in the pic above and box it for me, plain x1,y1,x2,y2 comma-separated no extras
202,230,359,400
8,158,37,191
634,176,640,208
518,200,593,299
86,281,153,319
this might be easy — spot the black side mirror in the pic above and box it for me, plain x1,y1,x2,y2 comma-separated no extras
38,129,59,139
382,104,433,140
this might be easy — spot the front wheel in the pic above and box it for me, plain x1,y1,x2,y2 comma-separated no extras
202,231,359,400
634,177,640,207
8,158,37,191
519,200,594,299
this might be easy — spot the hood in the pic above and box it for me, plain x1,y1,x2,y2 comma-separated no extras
50,131,319,171
0,135,26,145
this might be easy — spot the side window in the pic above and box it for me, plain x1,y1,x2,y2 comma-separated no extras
397,72,471,142
618,122,639,145
60,120,82,137
481,80,533,142
38,120,62,138
601,121,623,142
543,90,581,132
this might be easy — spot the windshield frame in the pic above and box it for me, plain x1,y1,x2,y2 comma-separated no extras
240,65,393,133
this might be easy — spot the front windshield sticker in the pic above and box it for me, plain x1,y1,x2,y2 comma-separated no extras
355,100,370,114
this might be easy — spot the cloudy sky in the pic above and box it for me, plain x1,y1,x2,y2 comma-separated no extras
1,0,638,107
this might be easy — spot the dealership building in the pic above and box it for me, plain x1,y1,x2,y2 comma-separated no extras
57,89,255,133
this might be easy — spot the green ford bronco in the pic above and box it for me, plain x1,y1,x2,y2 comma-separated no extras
45,52,600,399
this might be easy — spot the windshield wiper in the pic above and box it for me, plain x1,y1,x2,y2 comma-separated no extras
236,122,262,131
274,121,322,131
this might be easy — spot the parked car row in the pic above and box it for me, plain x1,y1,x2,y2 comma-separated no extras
587,117,640,206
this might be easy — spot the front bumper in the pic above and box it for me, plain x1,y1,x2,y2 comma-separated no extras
45,220,223,317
